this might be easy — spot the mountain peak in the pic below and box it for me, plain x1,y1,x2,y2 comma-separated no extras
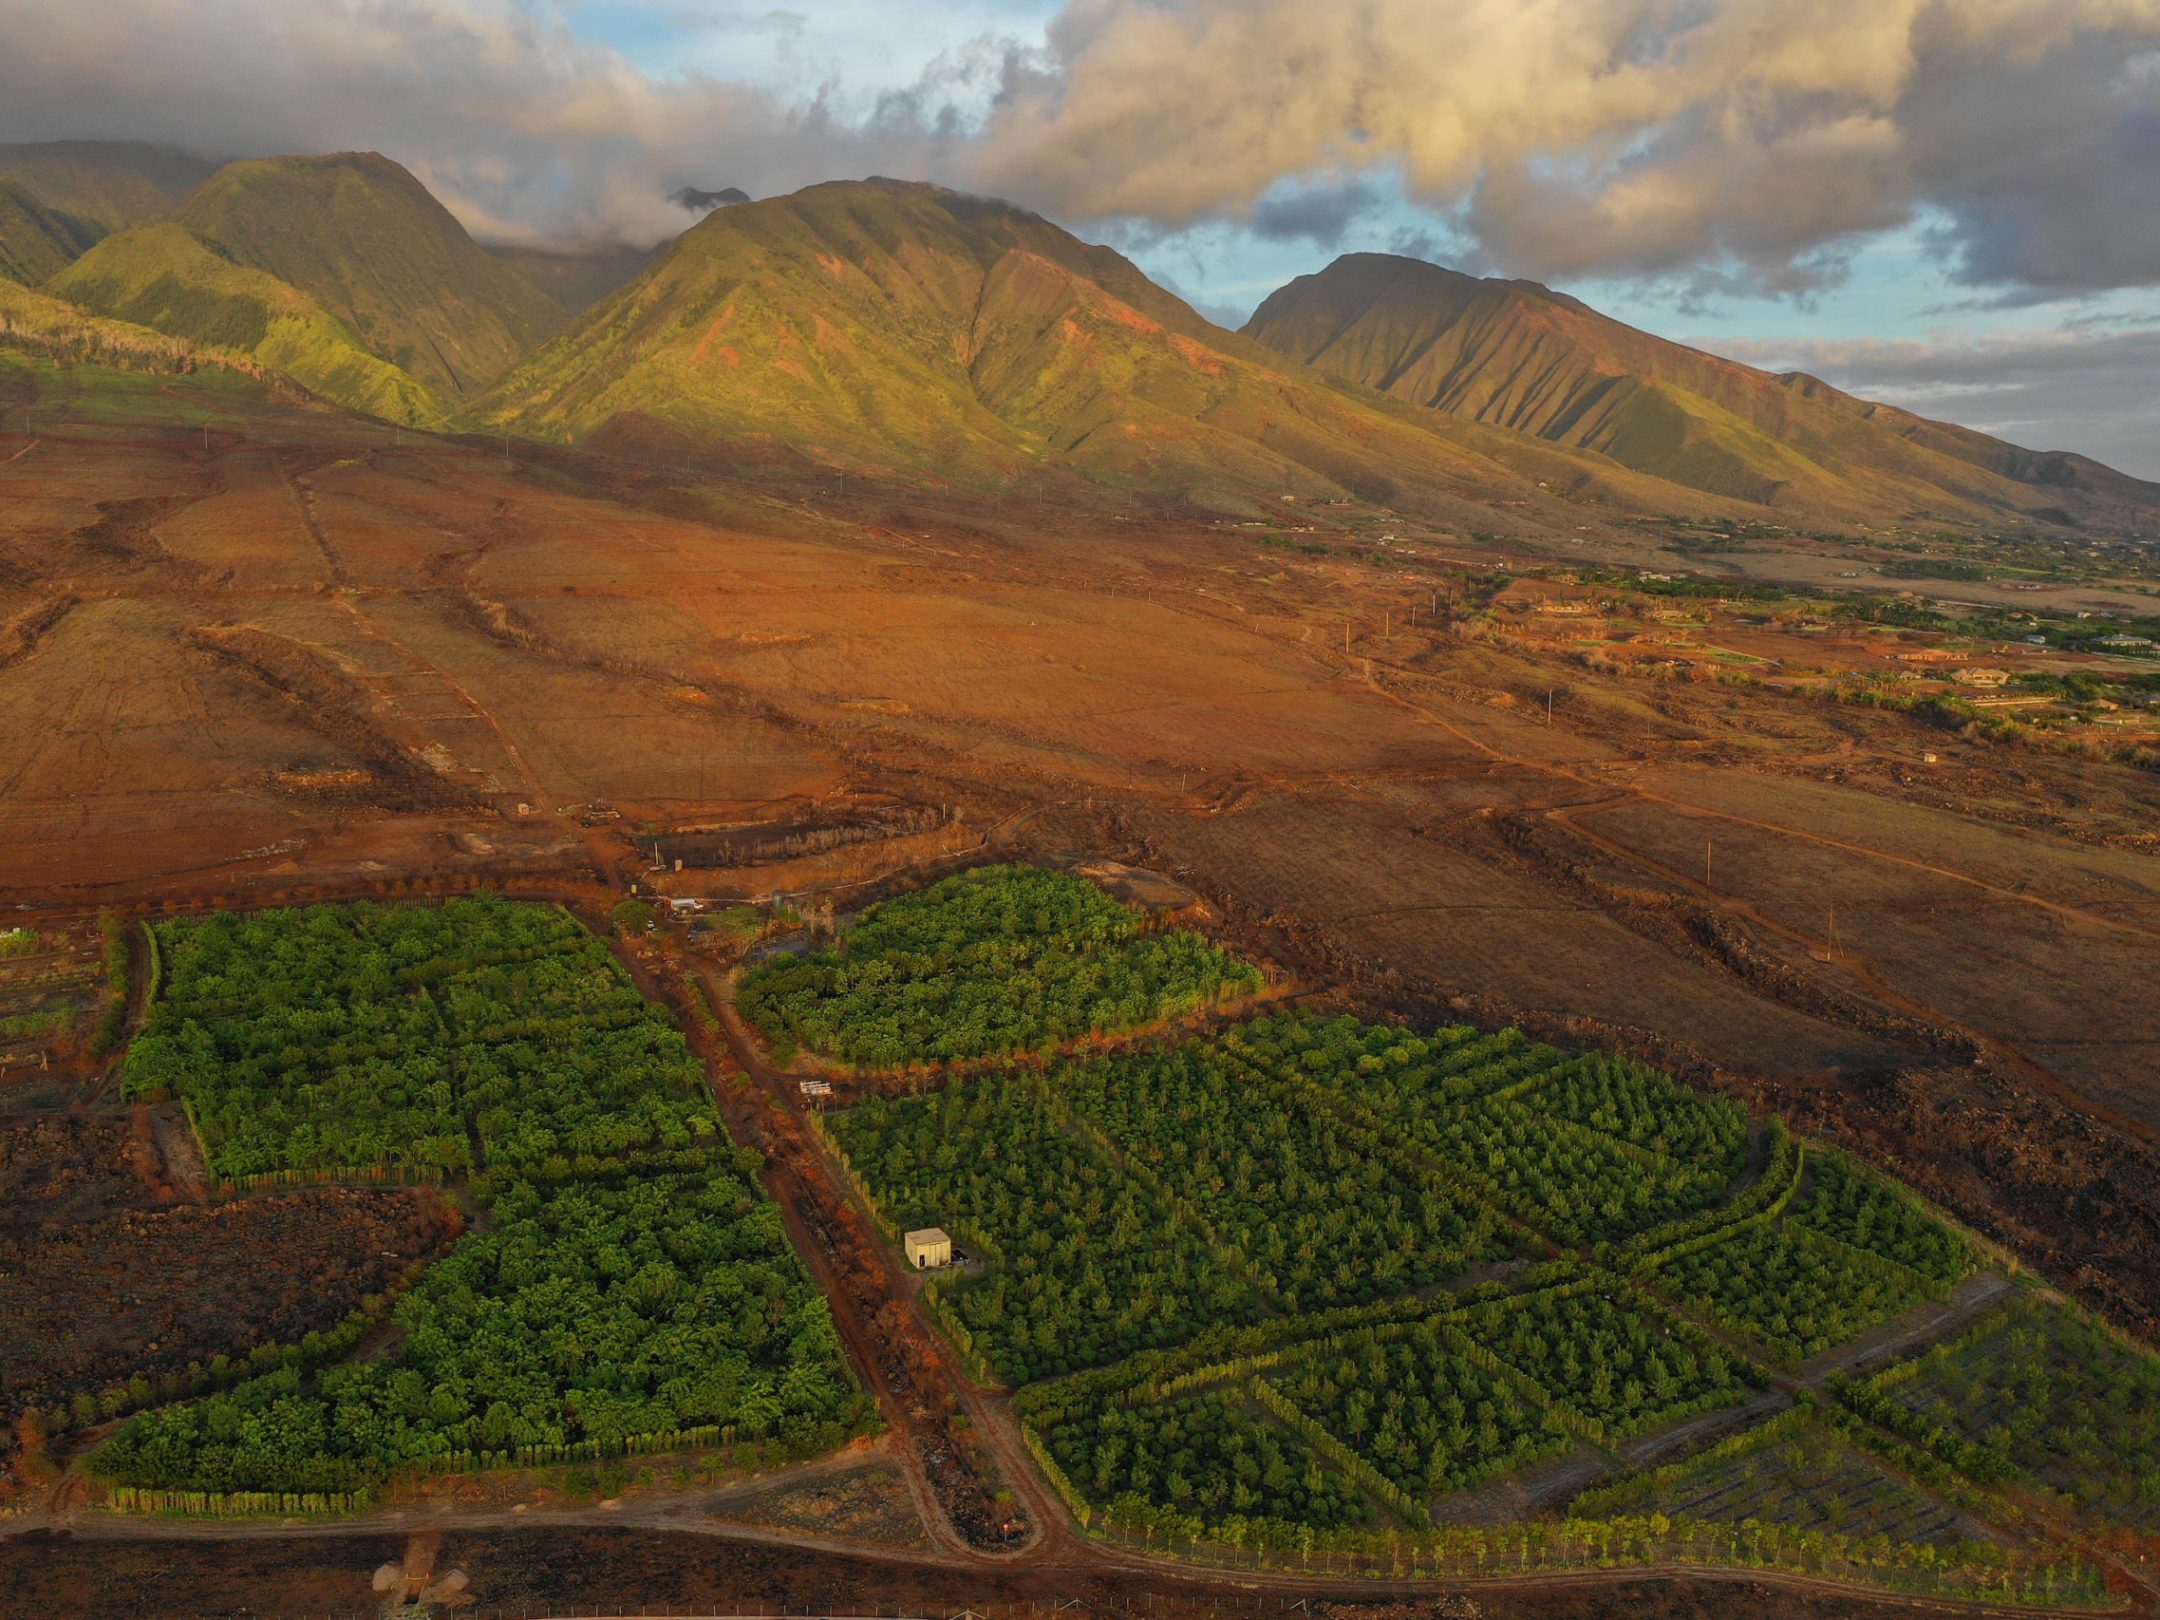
1245,252,2157,525
167,151,564,397
475,176,1653,520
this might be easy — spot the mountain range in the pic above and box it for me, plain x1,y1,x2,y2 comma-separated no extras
1,140,2152,530
1246,254,2153,525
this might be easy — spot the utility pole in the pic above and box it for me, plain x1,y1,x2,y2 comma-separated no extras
1705,839,1712,889
1546,688,1553,726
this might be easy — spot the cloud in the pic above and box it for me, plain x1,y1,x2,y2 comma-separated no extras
1249,180,1382,246
1708,322,2160,478
0,0,2156,302
963,0,2160,296
0,0,961,247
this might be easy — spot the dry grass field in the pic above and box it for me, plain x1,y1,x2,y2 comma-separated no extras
5,353,2160,1358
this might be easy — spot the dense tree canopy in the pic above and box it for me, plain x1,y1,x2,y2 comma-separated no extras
739,865,1261,1067
123,899,714,1181
94,1171,858,1493
96,898,864,1497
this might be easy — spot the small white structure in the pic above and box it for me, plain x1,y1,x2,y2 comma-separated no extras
903,1227,953,1270
799,1079,833,1099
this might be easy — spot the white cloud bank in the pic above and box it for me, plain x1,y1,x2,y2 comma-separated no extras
1713,321,2160,479
1,0,2156,294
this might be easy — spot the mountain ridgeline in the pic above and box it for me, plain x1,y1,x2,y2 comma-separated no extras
0,181,99,287
475,177,1743,525
0,141,218,239
48,153,565,424
1243,253,2153,528
2,141,2152,530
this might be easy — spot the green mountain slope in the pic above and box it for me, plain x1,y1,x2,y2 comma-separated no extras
479,178,1717,520
484,243,654,315
1245,253,2159,527
173,153,564,397
0,180,99,285
50,222,440,424
0,141,217,237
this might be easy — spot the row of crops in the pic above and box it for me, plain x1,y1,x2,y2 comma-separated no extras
90,898,869,1502
1837,1292,2160,1528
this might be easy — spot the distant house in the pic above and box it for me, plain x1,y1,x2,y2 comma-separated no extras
2097,634,2155,649
1952,667,2011,688
903,1228,952,1270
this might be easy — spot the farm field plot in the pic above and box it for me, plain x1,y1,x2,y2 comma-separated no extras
1572,1411,1992,1548
84,896,867,1507
1056,1044,1503,1311
825,1067,1261,1382
831,999,1976,1411
0,920,116,1068
1844,1292,2160,1528
1008,1260,1753,1540
1222,1012,1748,1245
1456,1282,1744,1445
94,1168,859,1497
123,898,719,1183
821,964,2027,1576
1644,1153,1973,1367
1026,1381,1378,1541
739,864,1262,1069
1262,1315,1573,1509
